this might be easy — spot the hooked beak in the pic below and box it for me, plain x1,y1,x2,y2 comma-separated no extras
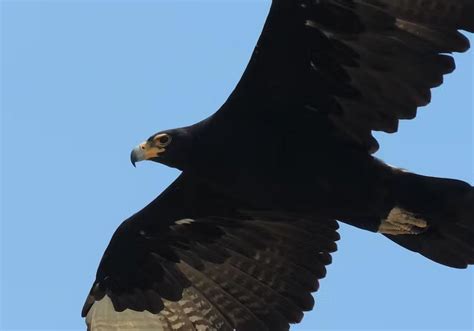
130,145,142,167
130,141,165,167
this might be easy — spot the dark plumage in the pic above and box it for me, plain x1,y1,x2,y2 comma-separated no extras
83,1,473,330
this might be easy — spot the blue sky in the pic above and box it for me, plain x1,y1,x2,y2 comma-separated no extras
1,1,472,330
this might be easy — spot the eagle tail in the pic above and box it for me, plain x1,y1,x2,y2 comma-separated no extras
383,171,473,268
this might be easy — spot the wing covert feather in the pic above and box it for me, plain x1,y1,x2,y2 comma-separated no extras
218,0,473,152
83,175,339,330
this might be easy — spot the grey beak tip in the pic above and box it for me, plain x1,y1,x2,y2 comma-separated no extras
130,150,138,168
131,144,147,167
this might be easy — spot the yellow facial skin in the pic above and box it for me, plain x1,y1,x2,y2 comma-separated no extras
130,133,172,166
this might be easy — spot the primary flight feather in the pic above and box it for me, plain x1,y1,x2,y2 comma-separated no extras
83,1,474,330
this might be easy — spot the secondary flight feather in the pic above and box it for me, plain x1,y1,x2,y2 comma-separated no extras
83,1,474,330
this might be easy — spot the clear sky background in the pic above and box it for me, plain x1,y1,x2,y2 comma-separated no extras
1,1,472,330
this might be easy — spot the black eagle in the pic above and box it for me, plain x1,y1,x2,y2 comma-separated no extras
83,1,474,330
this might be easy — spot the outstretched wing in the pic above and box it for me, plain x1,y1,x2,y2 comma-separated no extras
217,0,473,152
82,174,339,331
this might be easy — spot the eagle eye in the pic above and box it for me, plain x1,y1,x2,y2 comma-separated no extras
159,135,169,144
154,133,171,147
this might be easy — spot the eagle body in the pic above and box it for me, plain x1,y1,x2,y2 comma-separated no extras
84,1,473,330
184,113,392,224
